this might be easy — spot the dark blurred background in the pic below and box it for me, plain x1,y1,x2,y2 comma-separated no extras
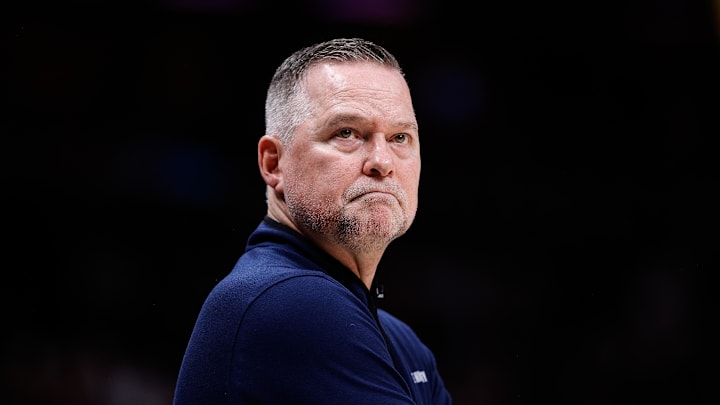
3,0,718,404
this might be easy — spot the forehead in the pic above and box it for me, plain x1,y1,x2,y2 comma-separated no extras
303,61,415,120
307,62,408,94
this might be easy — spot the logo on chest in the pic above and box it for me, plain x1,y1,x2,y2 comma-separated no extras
410,370,428,384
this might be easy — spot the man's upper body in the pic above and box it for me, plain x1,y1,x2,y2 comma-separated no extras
174,38,451,404
173,218,451,404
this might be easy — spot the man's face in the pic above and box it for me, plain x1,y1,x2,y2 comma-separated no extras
278,61,420,252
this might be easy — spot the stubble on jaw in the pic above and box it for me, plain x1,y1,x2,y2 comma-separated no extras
286,185,410,254
336,200,409,253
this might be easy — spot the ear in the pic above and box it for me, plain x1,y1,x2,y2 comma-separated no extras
258,135,284,191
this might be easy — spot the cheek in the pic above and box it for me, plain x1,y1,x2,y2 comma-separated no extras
405,163,421,192
284,158,347,198
404,168,422,211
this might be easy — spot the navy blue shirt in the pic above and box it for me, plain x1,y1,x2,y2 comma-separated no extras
174,217,452,404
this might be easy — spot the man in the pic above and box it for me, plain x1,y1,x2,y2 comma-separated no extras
174,37,452,404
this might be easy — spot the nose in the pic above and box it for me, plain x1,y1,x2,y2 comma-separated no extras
363,136,394,177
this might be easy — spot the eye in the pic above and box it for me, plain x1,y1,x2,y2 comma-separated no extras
392,133,409,144
336,128,354,139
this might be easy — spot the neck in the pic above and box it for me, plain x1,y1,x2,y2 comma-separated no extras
315,241,385,289
266,193,390,289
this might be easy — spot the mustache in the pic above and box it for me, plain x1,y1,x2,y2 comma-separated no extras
343,182,407,204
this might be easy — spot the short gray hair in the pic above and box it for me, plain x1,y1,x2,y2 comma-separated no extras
264,38,404,146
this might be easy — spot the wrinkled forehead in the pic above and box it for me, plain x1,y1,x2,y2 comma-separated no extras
303,63,412,111
304,61,409,94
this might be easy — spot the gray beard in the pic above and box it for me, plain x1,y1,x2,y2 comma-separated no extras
289,201,407,254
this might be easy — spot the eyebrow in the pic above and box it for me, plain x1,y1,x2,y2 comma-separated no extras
326,114,418,132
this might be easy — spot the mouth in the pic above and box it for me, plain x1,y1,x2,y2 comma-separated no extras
345,183,404,205
351,191,398,204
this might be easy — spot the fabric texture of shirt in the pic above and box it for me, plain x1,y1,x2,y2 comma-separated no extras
174,217,452,404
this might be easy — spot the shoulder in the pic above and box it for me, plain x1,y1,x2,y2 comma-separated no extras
377,309,421,341
377,309,453,404
242,274,379,343
377,308,436,366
